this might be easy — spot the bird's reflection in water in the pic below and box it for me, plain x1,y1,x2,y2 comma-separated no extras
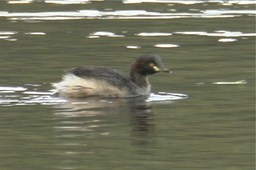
53,96,157,169
53,96,155,135
54,95,152,116
127,97,156,148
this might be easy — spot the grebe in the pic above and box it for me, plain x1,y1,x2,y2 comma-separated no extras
53,54,171,98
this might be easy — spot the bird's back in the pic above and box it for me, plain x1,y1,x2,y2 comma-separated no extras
70,66,131,87
53,66,138,98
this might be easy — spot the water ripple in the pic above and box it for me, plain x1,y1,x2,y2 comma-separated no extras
7,0,256,5
175,31,256,37
87,31,124,38
0,86,187,106
123,0,256,5
137,32,172,37
0,9,254,21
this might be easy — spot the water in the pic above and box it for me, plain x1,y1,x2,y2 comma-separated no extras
0,0,255,169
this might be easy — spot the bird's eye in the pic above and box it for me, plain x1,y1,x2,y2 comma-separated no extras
149,63,155,67
149,63,159,72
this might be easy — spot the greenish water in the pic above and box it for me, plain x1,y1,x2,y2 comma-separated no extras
0,0,255,170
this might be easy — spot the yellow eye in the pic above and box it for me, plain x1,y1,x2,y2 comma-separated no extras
149,63,159,72
153,65,160,72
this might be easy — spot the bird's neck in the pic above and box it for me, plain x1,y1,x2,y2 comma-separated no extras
130,72,149,87
130,63,147,86
130,65,151,95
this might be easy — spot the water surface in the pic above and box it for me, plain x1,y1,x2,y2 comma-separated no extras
0,0,255,170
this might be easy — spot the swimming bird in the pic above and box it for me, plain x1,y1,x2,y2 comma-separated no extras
53,54,171,98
